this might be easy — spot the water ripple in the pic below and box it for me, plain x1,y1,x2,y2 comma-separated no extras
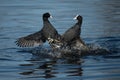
0,0,120,80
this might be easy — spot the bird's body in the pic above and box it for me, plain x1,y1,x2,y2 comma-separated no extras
62,22,81,43
62,15,84,47
16,12,61,47
42,20,60,40
49,15,89,51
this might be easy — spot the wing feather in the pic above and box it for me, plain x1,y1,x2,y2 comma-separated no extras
15,31,46,47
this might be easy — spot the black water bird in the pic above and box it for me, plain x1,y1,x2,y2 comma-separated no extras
62,15,82,43
61,15,88,50
49,15,89,51
16,12,61,47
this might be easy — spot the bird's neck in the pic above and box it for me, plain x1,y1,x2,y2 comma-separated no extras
43,17,49,22
77,20,82,25
43,18,50,24
43,19,52,28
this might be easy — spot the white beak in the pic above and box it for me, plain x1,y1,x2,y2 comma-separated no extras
73,14,79,20
50,15,53,18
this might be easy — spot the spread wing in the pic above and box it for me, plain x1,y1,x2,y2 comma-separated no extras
15,31,46,47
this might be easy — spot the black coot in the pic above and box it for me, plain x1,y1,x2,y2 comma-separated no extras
16,12,61,47
62,15,83,45
49,15,88,50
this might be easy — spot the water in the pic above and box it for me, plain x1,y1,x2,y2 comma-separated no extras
0,0,120,80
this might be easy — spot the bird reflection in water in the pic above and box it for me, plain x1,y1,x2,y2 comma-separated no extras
19,58,83,79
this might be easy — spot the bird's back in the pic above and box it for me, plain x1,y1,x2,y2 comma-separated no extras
62,23,80,42
42,21,60,40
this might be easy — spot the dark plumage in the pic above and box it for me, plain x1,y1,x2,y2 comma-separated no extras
16,31,45,47
61,15,89,50
41,13,61,41
62,15,83,45
48,15,88,50
15,12,61,47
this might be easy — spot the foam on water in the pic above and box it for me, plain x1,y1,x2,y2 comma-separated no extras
17,41,110,59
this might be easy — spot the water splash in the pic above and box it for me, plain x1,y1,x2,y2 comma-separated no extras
17,42,110,59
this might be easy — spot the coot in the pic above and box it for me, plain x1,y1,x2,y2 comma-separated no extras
16,12,61,47
49,15,89,51
62,15,88,50
62,15,83,44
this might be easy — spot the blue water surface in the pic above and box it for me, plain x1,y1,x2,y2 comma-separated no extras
0,0,120,80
